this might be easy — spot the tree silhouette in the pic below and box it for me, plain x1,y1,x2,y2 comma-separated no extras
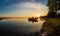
47,0,60,18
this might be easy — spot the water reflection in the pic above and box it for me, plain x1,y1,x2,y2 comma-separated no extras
28,17,44,23
0,18,45,36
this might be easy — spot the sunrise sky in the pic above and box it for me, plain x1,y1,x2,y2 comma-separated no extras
0,0,48,17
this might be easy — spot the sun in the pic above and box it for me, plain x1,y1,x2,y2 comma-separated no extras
36,14,40,17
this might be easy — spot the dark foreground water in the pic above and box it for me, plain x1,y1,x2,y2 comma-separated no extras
0,18,45,36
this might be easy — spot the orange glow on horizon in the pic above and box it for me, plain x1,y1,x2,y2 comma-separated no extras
36,14,40,17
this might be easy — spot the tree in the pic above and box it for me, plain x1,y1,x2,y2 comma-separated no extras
47,0,60,18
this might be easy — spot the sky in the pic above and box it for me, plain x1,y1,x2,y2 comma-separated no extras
0,0,48,17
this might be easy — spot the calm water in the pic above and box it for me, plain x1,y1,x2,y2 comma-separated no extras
0,18,45,35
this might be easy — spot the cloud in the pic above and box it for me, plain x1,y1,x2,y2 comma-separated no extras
8,2,48,17
0,0,47,7
13,2,48,11
0,0,48,17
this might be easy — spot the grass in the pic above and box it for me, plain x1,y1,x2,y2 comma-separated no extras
44,18,60,36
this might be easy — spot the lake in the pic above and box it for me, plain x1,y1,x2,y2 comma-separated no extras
0,18,45,36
